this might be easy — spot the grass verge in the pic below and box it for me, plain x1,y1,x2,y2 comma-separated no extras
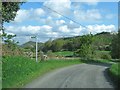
108,63,120,88
2,56,81,88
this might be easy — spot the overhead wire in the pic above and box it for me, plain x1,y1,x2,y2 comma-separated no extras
43,5,90,31
13,4,93,43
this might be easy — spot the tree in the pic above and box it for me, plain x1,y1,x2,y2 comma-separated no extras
63,40,74,51
0,2,24,57
42,40,52,52
51,39,64,52
74,34,94,60
3,33,19,51
1,2,24,40
2,2,24,23
111,29,120,59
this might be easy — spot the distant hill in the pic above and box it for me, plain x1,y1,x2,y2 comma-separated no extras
21,32,115,52
21,41,44,52
21,41,36,48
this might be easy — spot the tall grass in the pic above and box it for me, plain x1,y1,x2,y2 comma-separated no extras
2,56,81,88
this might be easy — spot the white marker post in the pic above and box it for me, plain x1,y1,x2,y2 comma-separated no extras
31,36,38,62
36,37,38,62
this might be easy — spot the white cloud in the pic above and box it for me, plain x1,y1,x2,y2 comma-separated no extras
43,17,65,28
6,25,53,36
46,32,58,37
58,25,70,33
5,25,58,44
14,8,45,23
87,9,102,20
58,24,116,36
44,0,71,10
14,10,30,23
43,0,71,17
73,26,83,34
74,9,102,21
7,24,116,37
70,21,74,24
34,8,45,16
56,20,65,26
87,24,116,34
67,20,80,29
44,16,54,25
5,24,116,44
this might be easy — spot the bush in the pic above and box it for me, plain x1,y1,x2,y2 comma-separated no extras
93,51,111,59
101,53,111,59
47,50,56,58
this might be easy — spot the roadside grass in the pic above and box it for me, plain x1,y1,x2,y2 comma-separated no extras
0,57,2,90
2,56,81,88
53,51,74,57
109,63,120,82
94,59,112,63
109,63,120,78
109,63,120,87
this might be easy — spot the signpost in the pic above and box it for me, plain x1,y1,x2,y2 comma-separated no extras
31,36,38,62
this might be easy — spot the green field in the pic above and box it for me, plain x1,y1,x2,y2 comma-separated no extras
53,51,74,57
53,50,111,59
2,56,81,88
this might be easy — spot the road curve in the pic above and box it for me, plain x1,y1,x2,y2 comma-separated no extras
24,63,114,88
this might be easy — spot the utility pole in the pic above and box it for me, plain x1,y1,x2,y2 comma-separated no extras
31,36,38,62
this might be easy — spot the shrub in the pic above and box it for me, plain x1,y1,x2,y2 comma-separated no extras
93,51,111,59
47,50,56,58
101,53,111,59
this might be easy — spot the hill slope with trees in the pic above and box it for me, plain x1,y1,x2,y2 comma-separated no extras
21,32,114,53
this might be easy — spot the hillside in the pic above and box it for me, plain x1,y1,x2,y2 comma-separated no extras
21,41,36,48
21,32,114,52
21,41,44,52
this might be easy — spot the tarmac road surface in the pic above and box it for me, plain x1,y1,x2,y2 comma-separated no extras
24,63,114,88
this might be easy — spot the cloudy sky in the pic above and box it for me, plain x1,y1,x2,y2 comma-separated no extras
4,0,118,44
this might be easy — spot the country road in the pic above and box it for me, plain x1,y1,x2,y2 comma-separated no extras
24,63,114,88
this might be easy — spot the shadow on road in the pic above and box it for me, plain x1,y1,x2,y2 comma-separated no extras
83,61,118,90
103,68,115,89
